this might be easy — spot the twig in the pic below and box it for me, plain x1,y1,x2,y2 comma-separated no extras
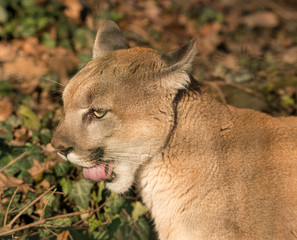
3,186,19,226
0,193,116,236
40,188,57,220
267,0,297,20
201,80,263,98
203,81,227,104
7,186,55,229
42,224,59,237
0,152,29,173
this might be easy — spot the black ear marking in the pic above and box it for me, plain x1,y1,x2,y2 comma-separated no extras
93,20,130,59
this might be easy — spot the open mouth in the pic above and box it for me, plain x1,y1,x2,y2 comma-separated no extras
82,161,115,182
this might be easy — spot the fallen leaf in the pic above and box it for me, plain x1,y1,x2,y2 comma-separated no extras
28,159,57,180
19,184,30,193
11,127,33,146
45,143,56,153
219,54,240,71
22,37,40,56
198,22,222,54
0,172,23,189
242,11,279,28
3,57,48,94
40,179,51,189
61,0,82,22
47,47,79,86
0,97,13,121
282,46,297,64
0,42,18,62
17,105,41,130
57,230,69,240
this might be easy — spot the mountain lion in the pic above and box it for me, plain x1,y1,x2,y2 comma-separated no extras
51,20,297,239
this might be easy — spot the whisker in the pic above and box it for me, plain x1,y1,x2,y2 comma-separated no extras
41,76,65,88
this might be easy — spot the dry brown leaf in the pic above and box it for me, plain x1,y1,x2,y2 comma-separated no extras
11,127,31,146
57,230,69,240
142,1,160,20
198,22,222,54
61,0,82,22
219,54,240,71
3,57,48,94
0,172,23,189
18,184,30,193
47,47,79,86
242,11,279,28
0,97,13,121
28,159,57,180
22,37,40,56
282,46,297,64
0,42,18,62
225,9,240,31
40,179,51,189
45,143,56,153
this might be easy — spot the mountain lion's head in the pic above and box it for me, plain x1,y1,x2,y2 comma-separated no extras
51,20,197,193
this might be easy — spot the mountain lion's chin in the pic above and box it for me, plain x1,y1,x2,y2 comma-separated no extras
105,161,140,193
105,176,133,194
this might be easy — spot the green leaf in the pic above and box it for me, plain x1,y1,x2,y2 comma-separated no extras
0,80,14,96
47,217,72,227
135,217,151,240
39,128,52,145
59,177,72,196
107,216,122,235
69,179,94,209
101,11,123,22
132,201,148,220
0,121,13,141
17,105,41,130
54,161,72,177
281,95,295,107
88,216,101,232
105,194,125,215
91,181,105,202
0,6,8,23
43,192,60,212
41,32,56,48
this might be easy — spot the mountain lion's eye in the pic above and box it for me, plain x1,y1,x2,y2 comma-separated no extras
93,109,107,119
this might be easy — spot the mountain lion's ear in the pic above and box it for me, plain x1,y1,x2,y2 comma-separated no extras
160,39,197,91
93,20,130,59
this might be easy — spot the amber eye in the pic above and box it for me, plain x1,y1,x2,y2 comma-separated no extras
93,109,107,119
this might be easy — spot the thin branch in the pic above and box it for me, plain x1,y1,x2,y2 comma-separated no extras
201,80,263,98
0,193,116,237
4,186,19,226
0,152,29,173
40,188,57,220
7,186,56,229
42,224,59,237
203,81,227,104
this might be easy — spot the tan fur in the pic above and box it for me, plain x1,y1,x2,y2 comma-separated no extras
52,21,297,239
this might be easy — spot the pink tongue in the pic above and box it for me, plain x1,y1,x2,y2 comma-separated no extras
83,162,113,182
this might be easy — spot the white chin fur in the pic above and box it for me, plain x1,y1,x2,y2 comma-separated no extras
105,161,140,193
67,152,94,168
